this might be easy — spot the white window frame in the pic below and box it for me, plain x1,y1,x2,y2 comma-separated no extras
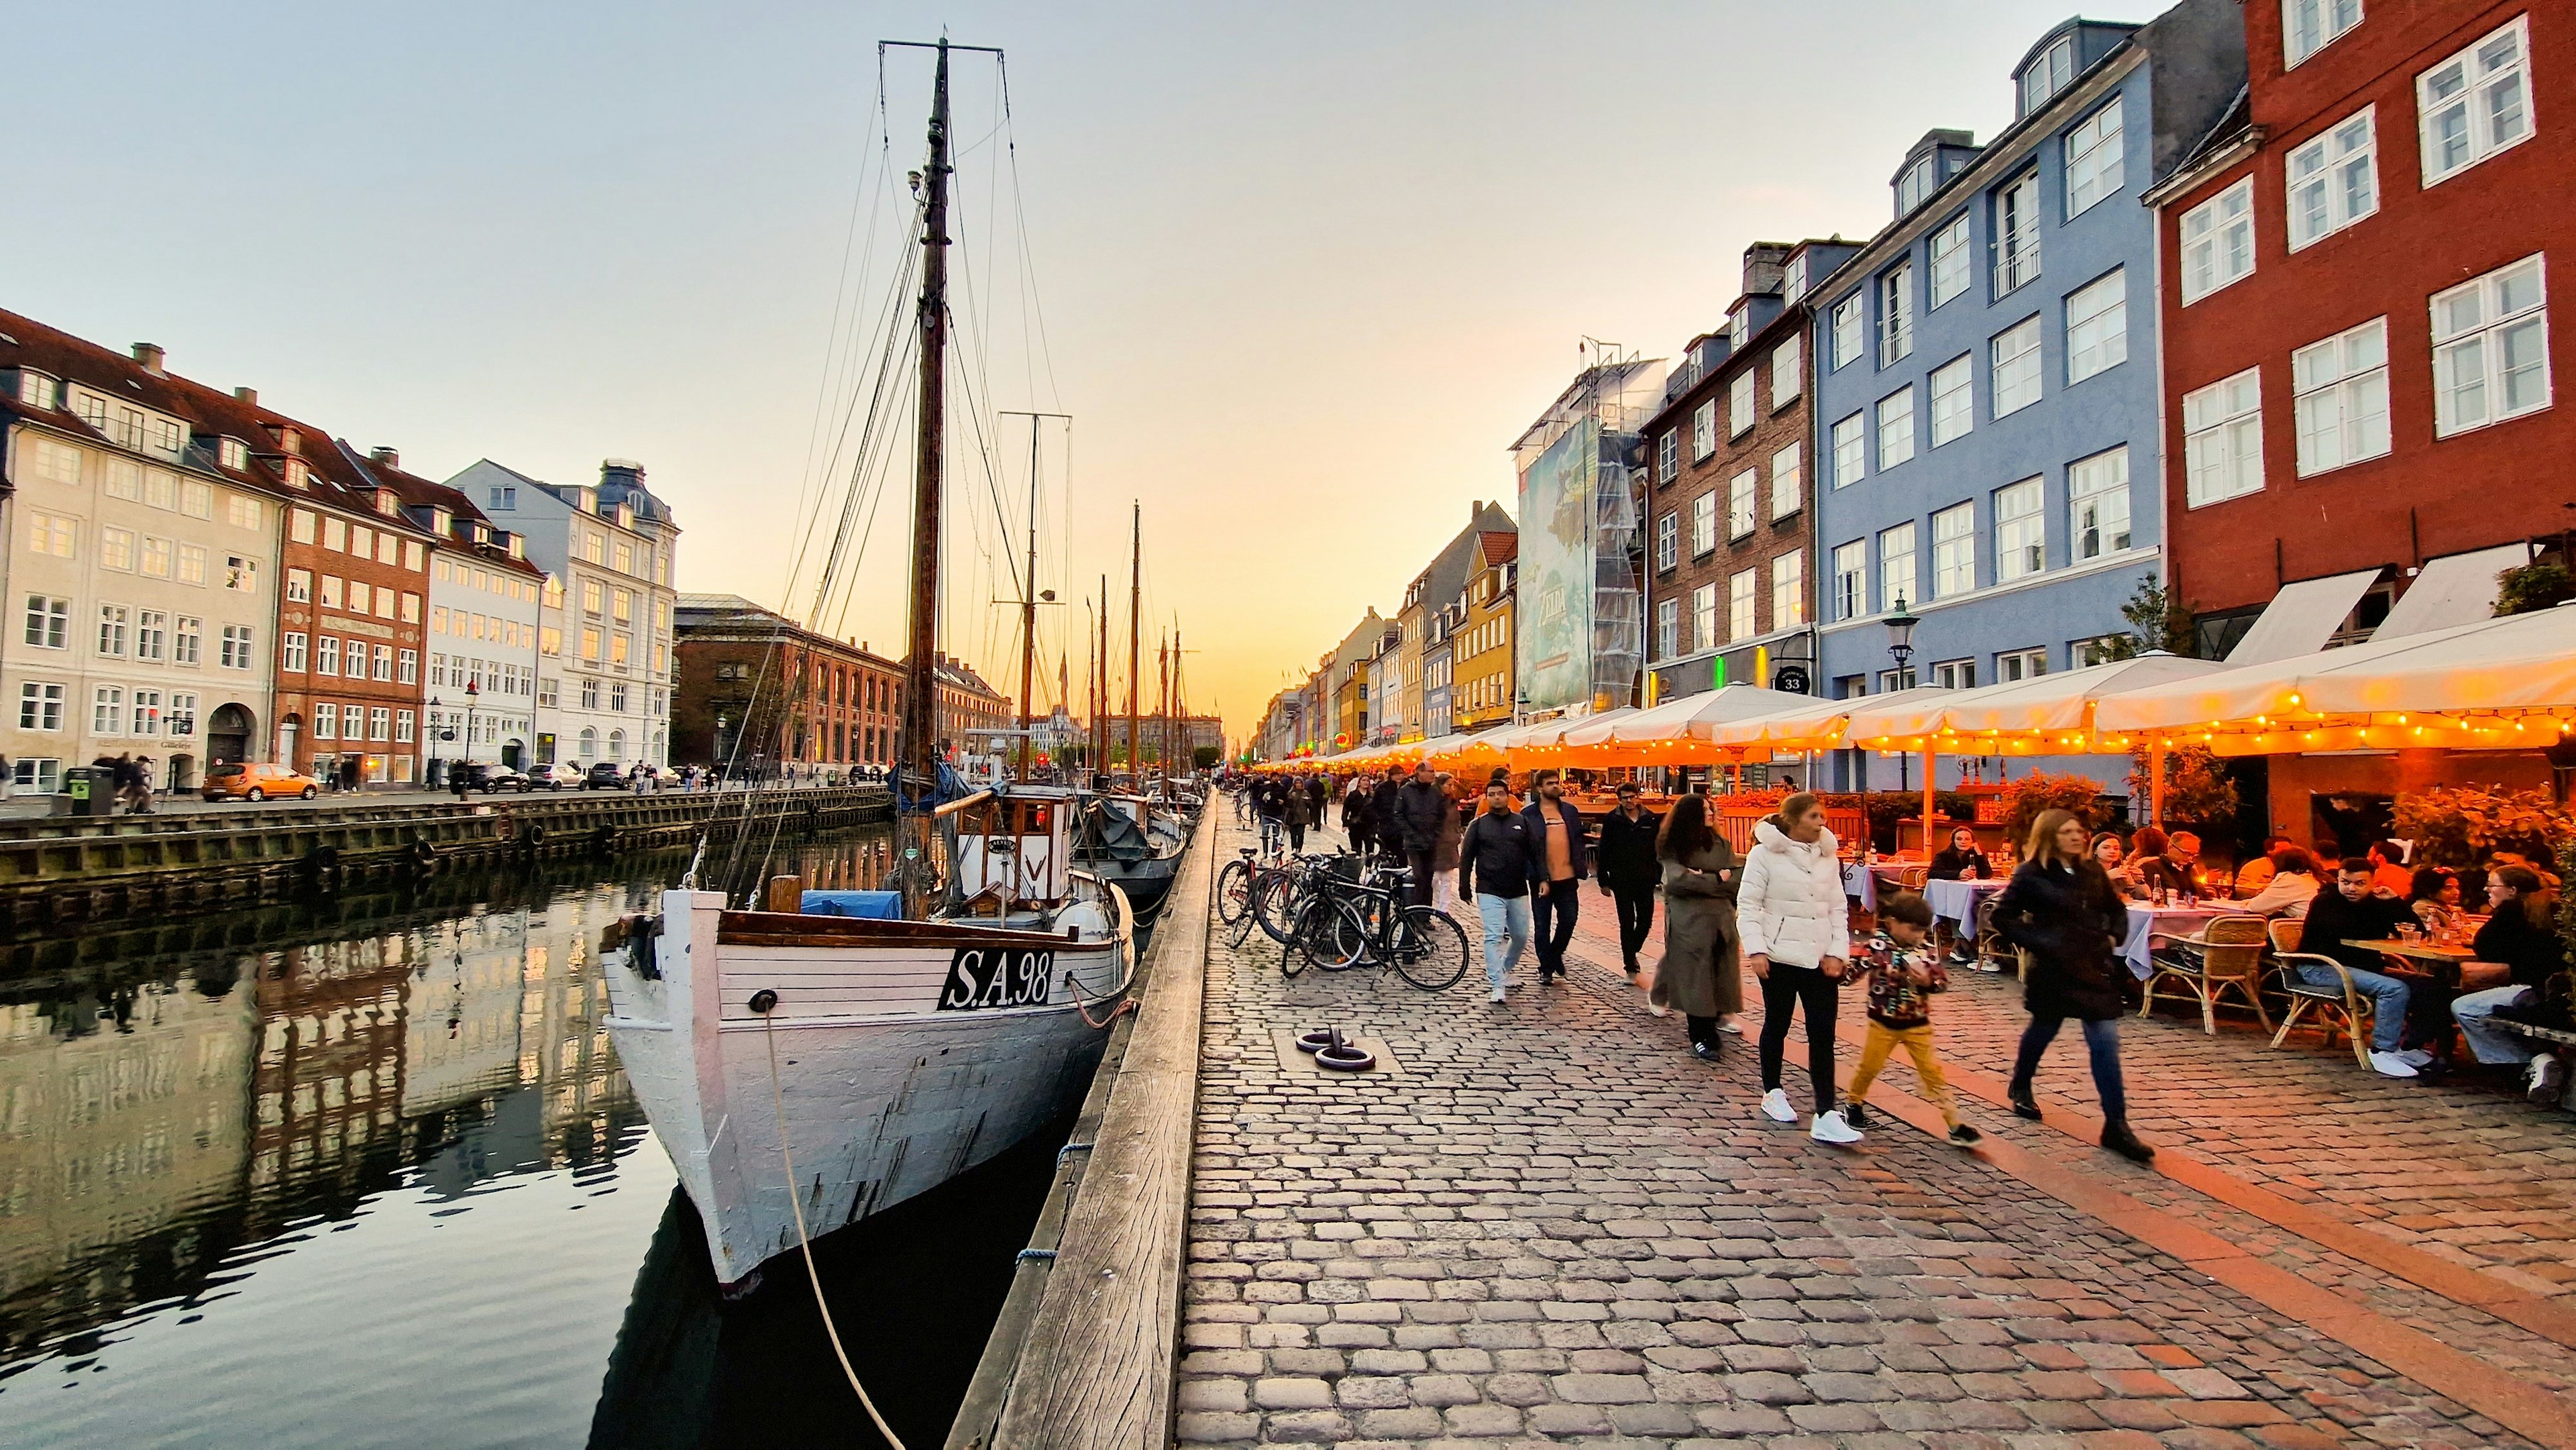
23,594,69,651
1657,430,1678,483
1770,443,1802,520
1878,523,1917,614
1728,372,1756,438
2284,0,2363,68
2183,367,2266,507
1831,412,1866,488
1691,400,1718,461
1831,294,1865,370
2417,17,2533,188
1992,317,2043,418
1878,260,1914,365
2065,269,2129,384
1783,253,1809,305
2430,254,2550,437
2293,317,2392,475
1728,569,1758,645
1771,335,1801,405
2069,445,2133,559
18,681,65,732
1928,355,1974,447
1772,549,1806,630
2288,107,2378,252
2179,177,2255,304
1833,540,1868,621
1727,470,1757,541
1876,386,1916,469
1996,647,2050,683
1931,502,1976,598
2064,100,2125,219
1691,492,1717,557
2021,35,2074,117
1994,478,2046,583
1655,597,1679,660
1654,512,1679,572
1691,582,1717,651
1927,213,1971,309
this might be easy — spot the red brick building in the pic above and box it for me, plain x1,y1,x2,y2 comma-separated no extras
671,594,904,773
2150,2,2573,659
1641,239,1860,704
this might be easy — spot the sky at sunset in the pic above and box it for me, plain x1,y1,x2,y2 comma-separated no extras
4,1,2181,748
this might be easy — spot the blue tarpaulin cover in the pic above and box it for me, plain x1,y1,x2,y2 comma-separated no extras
800,889,903,919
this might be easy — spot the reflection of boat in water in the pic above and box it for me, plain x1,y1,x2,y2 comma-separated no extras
603,44,1141,1292
588,1119,1069,1450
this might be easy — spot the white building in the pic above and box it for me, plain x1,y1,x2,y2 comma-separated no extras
447,458,678,771
2,319,285,793
357,450,544,779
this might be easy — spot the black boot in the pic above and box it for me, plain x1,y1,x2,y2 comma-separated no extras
2100,1119,2155,1162
2007,1083,2042,1121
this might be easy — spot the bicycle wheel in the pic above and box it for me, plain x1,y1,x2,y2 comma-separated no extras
1291,897,1366,971
1216,860,1254,924
1252,872,1305,945
1277,907,1309,977
1389,905,1470,991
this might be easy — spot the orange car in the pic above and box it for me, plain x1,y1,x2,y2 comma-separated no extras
201,761,321,801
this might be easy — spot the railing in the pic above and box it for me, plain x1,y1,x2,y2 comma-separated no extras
1992,236,2039,295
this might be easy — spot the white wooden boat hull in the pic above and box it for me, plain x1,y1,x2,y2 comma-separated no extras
604,885,1134,1286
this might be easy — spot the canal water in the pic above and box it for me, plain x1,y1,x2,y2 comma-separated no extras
0,828,1063,1450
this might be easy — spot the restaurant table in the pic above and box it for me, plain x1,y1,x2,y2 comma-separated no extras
1923,877,2009,938
1842,860,1917,911
2340,938,2476,988
2121,903,2226,979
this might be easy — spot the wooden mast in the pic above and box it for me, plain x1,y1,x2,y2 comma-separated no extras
1016,419,1040,781
898,39,953,919
1125,502,1140,789
1157,632,1170,786
1095,574,1109,785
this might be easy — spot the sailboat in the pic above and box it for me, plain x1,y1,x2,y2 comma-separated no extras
601,42,1143,1290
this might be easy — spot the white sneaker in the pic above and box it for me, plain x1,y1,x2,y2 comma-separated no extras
1760,1089,1797,1123
1489,989,1506,1004
2528,1054,2566,1103
2394,1048,2435,1068
2367,1050,2419,1078
1810,1109,1864,1145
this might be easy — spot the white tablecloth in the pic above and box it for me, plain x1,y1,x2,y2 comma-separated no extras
2121,905,2224,978
1924,877,2008,935
1842,861,1915,911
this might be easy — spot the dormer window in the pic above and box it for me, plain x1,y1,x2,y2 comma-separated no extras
433,506,454,536
14,370,56,410
218,437,250,471
506,535,525,561
283,459,309,490
1729,307,1750,349
2020,34,2075,116
376,490,400,517
615,503,635,530
1783,254,1809,306
1895,155,1937,216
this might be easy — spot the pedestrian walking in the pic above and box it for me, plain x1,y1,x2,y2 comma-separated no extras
1371,767,1405,863
1458,777,1538,1003
1393,761,1448,908
1307,774,1330,843
1255,776,1285,854
1283,773,1311,852
0,754,13,802
1341,775,1374,846
1642,791,1739,1060
1522,771,1586,984
1737,791,1861,1144
1594,781,1661,976
1430,773,1465,917
1840,891,1981,1146
1992,807,2155,1162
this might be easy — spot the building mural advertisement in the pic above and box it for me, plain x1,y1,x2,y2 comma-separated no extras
1517,416,1596,714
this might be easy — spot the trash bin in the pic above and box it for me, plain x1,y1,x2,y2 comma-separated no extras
60,767,113,818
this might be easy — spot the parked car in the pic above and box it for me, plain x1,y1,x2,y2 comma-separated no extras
453,763,534,793
583,762,631,789
530,762,585,790
202,762,321,802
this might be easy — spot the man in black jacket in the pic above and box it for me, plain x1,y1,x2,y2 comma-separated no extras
1594,781,1660,974
1458,778,1537,1003
1370,767,1406,862
1522,771,1588,983
2292,859,2426,1077
1393,761,1450,908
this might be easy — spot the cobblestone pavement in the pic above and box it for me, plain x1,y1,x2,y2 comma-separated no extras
1178,820,2551,1447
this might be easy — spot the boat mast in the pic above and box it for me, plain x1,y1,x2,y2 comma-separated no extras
898,40,953,918
1095,573,1109,785
1126,502,1141,787
1001,410,1069,783
1157,632,1170,787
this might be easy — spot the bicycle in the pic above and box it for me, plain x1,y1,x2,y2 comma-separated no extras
1279,864,1469,991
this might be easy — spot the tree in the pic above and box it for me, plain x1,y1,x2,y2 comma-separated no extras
2495,561,2574,616
2127,743,2237,827
2104,572,2196,659
1193,745,1221,770
2392,785,2572,867
2005,771,2113,849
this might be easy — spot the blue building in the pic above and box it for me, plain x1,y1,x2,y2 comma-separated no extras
1808,1,2243,791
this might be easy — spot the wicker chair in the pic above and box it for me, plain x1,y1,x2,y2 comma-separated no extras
2269,944,2379,1068
2141,913,2273,1034
1896,864,1929,890
1973,895,2015,974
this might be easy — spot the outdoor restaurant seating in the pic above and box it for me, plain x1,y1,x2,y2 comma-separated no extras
2264,916,2380,1069
1972,896,2012,973
2143,913,2273,1035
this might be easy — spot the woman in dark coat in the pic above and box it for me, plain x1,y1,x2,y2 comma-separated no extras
1646,793,1741,1061
1991,807,2153,1162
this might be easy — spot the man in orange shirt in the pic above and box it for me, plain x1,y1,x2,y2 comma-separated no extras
1521,770,1588,984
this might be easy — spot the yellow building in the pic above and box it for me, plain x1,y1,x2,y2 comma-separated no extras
1452,533,1518,730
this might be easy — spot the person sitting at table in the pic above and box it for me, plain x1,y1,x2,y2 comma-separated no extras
2368,839,2416,897
1928,826,1992,882
2294,859,2431,1077
2239,846,2321,919
2091,834,2139,899
2408,867,2467,938
2126,826,2171,888
2453,866,2571,1101
2232,834,2294,897
2310,838,2347,878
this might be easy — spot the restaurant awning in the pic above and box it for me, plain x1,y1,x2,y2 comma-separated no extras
2224,567,2379,667
1840,654,2222,751
1608,685,1817,744
2371,543,2532,643
1695,687,1951,751
2092,604,2576,753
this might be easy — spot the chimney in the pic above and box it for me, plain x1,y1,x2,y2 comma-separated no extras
233,386,257,406
1742,242,1795,297
370,446,400,469
131,343,166,376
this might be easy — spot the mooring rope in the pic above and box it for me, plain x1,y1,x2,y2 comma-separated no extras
759,1011,908,1450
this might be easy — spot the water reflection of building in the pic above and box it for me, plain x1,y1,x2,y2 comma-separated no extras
247,935,414,1237
0,979,257,1357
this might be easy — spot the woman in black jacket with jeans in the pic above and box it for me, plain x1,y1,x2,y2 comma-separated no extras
1992,807,2154,1162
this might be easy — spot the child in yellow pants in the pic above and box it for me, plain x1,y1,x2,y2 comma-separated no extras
1843,891,1981,1148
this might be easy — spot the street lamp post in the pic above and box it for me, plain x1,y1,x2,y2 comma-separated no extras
429,679,480,790
1882,596,1930,840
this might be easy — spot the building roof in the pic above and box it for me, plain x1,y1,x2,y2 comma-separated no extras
1476,531,1519,569
341,441,549,580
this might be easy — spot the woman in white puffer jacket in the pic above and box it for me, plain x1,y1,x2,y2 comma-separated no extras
1737,793,1860,1143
